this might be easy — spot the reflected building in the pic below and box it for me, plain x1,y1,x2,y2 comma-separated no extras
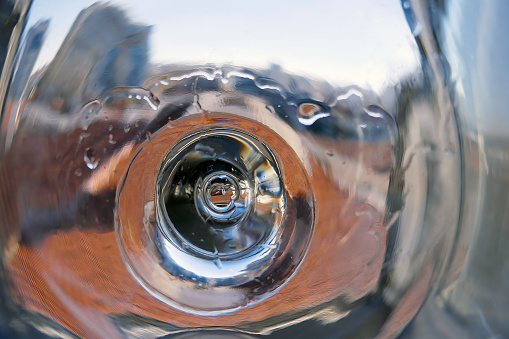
8,19,49,100
34,3,151,113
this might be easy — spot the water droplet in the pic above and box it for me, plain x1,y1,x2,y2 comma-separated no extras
80,100,102,130
297,102,330,125
213,257,223,269
108,134,116,144
73,169,82,177
261,243,277,250
124,124,131,133
297,102,320,117
412,22,422,37
99,87,160,111
84,148,99,169
195,143,215,154
355,209,372,217
403,0,410,9
108,125,113,132
79,132,90,144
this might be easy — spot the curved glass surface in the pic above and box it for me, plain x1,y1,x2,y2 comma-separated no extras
0,0,506,338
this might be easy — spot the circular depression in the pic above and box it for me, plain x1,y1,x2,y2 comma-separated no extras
115,114,314,313
157,130,285,258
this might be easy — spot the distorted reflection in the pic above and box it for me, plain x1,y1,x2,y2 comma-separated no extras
0,1,459,338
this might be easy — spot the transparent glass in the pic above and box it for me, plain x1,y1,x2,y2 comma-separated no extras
0,0,506,338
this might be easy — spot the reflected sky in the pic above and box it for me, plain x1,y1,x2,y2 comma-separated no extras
25,0,419,93
442,0,509,137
